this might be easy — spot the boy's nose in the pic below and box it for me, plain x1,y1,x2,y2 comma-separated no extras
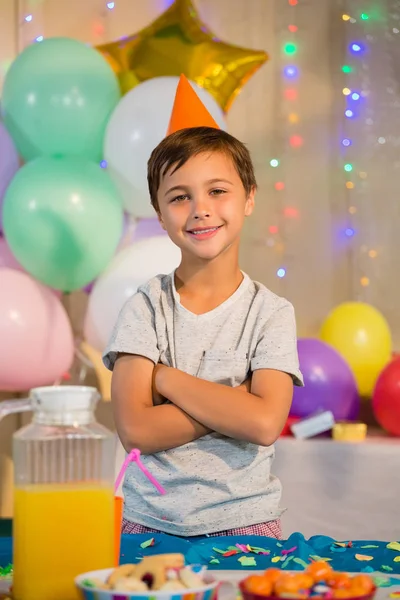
192,196,212,219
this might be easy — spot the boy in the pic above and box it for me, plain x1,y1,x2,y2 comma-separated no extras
103,76,303,538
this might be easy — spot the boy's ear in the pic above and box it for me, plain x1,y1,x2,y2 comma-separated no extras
244,185,256,217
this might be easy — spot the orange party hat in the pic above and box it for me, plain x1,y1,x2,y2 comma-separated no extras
167,74,220,136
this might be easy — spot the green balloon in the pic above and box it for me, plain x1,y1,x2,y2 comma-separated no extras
1,37,120,162
3,157,123,291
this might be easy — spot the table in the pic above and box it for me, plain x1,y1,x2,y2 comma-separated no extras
274,437,400,541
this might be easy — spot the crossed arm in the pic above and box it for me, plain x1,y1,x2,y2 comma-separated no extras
111,354,293,455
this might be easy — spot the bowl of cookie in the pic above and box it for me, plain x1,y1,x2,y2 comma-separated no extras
75,553,219,600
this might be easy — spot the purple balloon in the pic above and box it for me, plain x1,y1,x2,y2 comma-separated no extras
83,215,166,293
0,234,24,271
0,122,20,232
291,338,360,421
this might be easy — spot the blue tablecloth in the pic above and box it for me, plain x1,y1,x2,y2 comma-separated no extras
1,533,400,579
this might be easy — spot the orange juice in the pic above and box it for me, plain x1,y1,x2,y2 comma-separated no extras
13,483,114,600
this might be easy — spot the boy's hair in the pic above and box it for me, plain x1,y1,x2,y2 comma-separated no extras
147,126,257,213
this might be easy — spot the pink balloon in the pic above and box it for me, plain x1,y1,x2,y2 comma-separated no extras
0,235,62,298
0,268,74,391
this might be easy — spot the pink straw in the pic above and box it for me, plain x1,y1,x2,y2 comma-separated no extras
114,448,166,495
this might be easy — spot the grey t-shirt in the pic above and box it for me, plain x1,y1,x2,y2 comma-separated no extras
103,271,303,536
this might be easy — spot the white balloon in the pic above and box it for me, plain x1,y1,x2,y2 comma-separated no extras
104,76,227,219
84,236,181,351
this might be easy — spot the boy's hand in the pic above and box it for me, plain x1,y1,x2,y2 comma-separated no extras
152,363,171,405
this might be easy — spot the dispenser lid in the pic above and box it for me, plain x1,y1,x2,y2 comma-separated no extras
30,386,99,417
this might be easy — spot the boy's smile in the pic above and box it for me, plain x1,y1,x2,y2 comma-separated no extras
157,151,255,262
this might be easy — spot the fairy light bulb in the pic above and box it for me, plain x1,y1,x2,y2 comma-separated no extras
277,268,286,278
360,276,370,286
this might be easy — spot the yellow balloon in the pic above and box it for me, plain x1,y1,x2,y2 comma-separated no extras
80,340,112,401
96,0,268,112
320,302,392,397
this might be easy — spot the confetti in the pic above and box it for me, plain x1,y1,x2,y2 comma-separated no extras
361,567,374,573
281,546,297,556
277,543,283,547
293,557,309,569
355,554,374,561
223,550,239,557
236,544,249,553
281,555,294,569
381,565,393,572
212,548,226,555
0,565,13,578
374,576,391,588
389,593,400,598
394,556,400,563
272,556,281,563
330,545,346,553
140,537,155,549
361,545,379,549
334,542,347,548
209,558,220,565
310,555,322,561
238,556,257,567
387,542,400,552
250,546,270,555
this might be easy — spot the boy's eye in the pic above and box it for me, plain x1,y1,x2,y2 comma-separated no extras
210,188,226,196
171,194,189,203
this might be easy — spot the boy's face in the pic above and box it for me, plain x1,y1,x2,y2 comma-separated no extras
156,151,255,262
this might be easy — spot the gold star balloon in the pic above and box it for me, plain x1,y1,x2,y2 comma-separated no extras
96,0,268,112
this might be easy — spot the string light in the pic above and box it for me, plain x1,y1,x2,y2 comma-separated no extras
270,0,301,283
284,65,299,78
35,35,43,42
340,6,379,297
284,42,297,55
24,14,32,22
284,88,298,100
289,134,303,147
